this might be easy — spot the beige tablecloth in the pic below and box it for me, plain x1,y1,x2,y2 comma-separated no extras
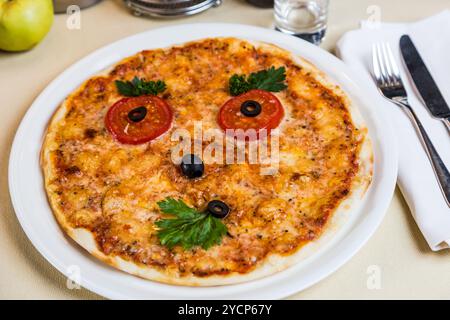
1,0,449,300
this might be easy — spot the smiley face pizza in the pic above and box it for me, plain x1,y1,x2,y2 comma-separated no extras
41,38,372,286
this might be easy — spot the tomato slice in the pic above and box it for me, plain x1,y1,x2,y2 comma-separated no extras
218,89,284,138
105,95,173,145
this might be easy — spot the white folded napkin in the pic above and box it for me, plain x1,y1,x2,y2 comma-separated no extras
336,11,450,251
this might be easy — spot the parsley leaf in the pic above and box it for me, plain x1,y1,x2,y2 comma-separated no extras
155,198,228,250
228,66,288,96
229,74,252,96
115,77,166,97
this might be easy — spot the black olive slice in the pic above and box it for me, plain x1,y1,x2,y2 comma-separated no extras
180,154,204,179
206,200,230,219
240,100,262,117
128,106,147,123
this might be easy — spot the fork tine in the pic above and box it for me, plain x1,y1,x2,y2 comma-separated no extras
372,44,382,83
386,43,401,80
373,44,383,83
375,43,388,85
381,43,395,84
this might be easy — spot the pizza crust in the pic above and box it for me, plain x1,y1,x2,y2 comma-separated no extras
41,38,373,286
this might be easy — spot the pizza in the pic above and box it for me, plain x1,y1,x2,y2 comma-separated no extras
41,38,372,286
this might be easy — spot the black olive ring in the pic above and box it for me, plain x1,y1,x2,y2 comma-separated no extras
180,154,204,179
128,106,147,123
207,200,230,219
240,100,262,117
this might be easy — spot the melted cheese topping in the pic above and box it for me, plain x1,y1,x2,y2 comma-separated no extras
44,38,365,278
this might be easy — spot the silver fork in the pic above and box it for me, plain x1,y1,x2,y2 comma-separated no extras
372,42,450,207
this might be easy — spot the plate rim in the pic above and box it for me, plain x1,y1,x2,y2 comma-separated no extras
8,22,398,299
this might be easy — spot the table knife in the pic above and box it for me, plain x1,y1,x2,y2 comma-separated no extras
400,35,450,132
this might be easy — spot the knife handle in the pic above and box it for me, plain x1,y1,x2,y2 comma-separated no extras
394,98,450,207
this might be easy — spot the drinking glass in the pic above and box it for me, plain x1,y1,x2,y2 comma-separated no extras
274,0,329,45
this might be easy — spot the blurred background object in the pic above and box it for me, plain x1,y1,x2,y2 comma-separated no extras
53,0,102,13
0,0,54,52
246,0,274,8
274,0,329,44
124,0,222,18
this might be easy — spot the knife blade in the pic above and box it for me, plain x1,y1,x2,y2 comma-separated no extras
400,35,450,131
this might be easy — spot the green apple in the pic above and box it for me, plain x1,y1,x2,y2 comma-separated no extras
0,0,54,52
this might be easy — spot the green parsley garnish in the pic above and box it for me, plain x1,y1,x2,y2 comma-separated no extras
155,198,228,250
229,66,288,96
115,76,166,97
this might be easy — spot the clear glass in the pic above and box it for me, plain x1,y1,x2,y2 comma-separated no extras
274,0,329,44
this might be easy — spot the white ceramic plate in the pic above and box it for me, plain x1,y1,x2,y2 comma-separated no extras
9,23,398,299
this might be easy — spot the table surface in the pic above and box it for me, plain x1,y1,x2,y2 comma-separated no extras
1,0,449,300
